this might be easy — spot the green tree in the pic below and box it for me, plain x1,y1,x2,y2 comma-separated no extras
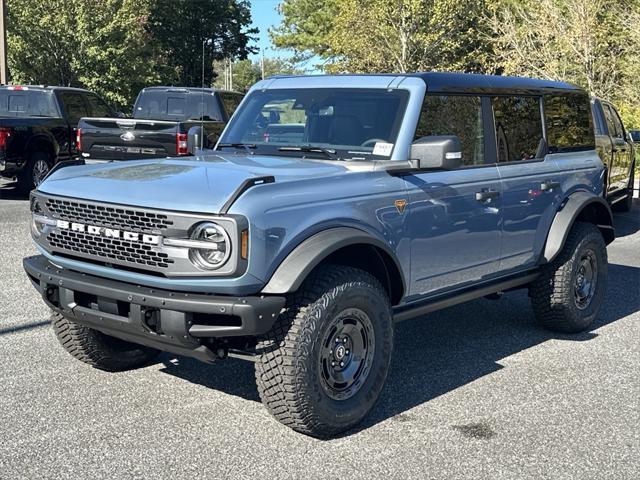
270,0,337,65
271,0,493,73
147,0,258,88
7,0,159,109
488,0,640,127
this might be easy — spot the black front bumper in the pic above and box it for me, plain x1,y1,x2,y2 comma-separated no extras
24,255,285,363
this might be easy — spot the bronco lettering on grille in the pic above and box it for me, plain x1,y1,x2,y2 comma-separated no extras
55,219,160,245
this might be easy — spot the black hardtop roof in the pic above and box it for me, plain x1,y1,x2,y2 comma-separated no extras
269,71,583,95
409,72,581,95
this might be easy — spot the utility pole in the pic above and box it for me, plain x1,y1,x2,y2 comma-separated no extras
0,0,8,84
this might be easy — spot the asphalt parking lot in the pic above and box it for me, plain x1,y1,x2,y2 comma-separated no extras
1,179,638,480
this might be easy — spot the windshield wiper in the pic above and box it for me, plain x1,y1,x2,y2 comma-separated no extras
217,143,257,153
278,145,340,160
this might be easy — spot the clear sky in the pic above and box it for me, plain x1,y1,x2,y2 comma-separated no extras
248,0,286,60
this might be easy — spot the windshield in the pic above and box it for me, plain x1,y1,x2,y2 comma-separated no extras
218,88,409,160
134,90,223,122
0,89,58,117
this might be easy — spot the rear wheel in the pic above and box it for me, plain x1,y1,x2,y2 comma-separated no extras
52,312,160,372
530,222,608,333
17,151,51,192
255,265,393,438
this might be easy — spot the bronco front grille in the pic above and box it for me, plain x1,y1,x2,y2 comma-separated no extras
45,198,173,233
48,230,174,269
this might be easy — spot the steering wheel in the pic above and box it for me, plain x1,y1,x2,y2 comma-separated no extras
361,138,387,148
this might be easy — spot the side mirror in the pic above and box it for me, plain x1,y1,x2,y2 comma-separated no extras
410,135,463,170
187,126,204,155
115,111,126,118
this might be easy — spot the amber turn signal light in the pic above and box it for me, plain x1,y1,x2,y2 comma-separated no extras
241,229,249,259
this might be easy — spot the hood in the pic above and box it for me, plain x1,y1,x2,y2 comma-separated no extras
38,153,351,214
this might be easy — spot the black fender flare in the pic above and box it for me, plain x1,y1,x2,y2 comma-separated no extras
541,191,614,264
261,227,405,297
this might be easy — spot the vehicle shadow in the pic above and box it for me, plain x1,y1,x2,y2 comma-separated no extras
0,180,29,200
612,198,640,238
157,262,640,435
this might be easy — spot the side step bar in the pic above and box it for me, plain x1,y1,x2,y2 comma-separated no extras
393,272,539,323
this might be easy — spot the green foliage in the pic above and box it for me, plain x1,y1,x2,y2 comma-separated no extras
146,0,258,88
271,0,493,73
488,0,640,128
7,0,159,109
6,0,257,109
270,0,337,65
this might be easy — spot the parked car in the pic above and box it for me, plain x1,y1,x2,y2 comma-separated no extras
77,87,243,162
591,98,636,211
0,85,116,190
629,129,640,143
25,73,614,438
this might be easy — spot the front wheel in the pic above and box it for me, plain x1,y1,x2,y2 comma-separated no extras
530,222,608,333
17,151,51,192
52,312,160,371
255,265,394,438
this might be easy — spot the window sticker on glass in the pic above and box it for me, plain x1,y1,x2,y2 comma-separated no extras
372,142,393,156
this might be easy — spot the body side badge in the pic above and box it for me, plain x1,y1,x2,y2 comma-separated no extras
394,199,407,214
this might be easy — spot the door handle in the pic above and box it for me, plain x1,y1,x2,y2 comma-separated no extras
475,190,500,202
540,181,560,191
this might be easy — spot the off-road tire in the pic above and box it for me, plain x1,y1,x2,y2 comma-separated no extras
612,167,634,213
255,265,394,438
530,222,608,333
17,151,51,192
52,312,160,371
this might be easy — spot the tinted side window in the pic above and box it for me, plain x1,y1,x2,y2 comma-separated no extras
602,104,619,137
61,92,89,124
492,96,544,162
85,94,113,117
218,92,243,119
609,105,625,139
414,95,484,166
545,94,594,152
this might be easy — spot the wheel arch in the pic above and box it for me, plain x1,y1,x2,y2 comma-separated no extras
25,134,57,162
541,191,614,264
261,227,405,305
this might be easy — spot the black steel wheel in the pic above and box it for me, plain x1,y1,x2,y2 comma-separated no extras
255,265,393,438
530,222,608,333
318,308,375,401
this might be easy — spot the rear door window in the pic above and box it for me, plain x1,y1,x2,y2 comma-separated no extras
60,92,90,124
84,94,113,118
544,94,594,152
492,96,544,162
414,95,485,166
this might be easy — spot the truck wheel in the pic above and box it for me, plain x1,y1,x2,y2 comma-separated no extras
255,265,394,438
18,151,51,192
530,222,608,333
51,312,160,372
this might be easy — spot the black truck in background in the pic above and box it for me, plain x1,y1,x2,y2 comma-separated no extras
0,85,117,190
591,98,636,211
77,87,243,162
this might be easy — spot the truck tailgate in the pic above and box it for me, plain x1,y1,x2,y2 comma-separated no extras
79,118,179,160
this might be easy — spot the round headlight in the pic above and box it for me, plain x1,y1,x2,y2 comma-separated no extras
188,222,231,270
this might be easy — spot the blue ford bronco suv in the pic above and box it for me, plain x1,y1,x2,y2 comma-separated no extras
24,73,614,438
